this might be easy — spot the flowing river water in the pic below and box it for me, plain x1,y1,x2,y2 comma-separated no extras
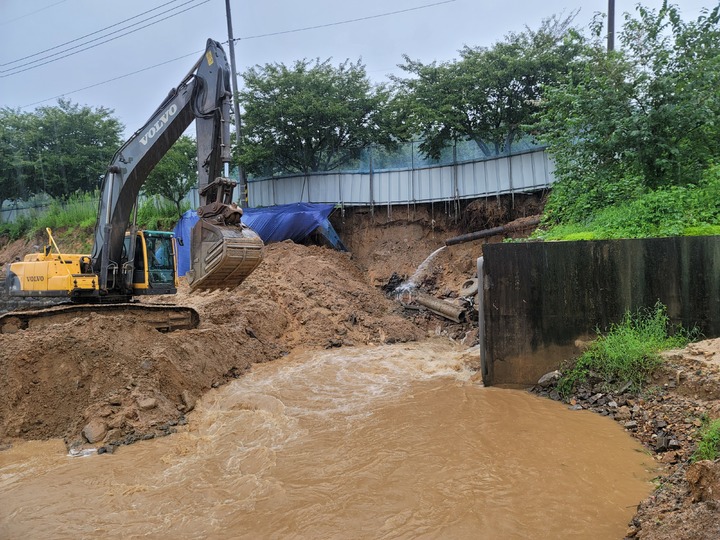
0,340,654,539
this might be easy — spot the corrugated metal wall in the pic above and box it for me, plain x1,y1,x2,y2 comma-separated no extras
1,149,554,223
247,148,555,207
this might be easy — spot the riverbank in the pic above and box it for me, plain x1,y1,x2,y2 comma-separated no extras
534,338,720,539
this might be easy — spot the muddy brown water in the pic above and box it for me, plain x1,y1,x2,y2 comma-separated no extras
0,341,654,539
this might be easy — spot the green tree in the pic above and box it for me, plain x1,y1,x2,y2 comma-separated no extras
0,99,123,201
0,108,34,202
538,2,720,224
142,135,197,217
238,59,394,176
392,15,583,159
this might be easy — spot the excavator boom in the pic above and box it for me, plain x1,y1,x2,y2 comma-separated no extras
92,38,263,297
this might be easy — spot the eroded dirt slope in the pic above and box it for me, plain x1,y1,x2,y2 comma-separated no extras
334,197,543,294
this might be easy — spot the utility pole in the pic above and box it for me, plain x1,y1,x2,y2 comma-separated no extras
224,0,247,207
607,0,615,52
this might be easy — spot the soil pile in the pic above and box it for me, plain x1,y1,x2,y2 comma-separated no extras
0,242,423,450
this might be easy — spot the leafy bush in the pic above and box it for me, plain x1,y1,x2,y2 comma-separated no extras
558,303,694,397
536,166,720,240
537,4,720,225
692,418,720,462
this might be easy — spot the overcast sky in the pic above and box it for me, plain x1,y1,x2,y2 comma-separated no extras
0,0,714,138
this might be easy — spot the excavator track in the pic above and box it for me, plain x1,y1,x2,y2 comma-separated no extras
0,303,199,334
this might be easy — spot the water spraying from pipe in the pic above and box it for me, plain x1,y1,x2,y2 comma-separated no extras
395,246,447,296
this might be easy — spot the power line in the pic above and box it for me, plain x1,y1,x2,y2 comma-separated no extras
0,0,68,26
1,0,186,67
235,0,457,41
0,0,209,78
21,50,204,108
17,0,457,107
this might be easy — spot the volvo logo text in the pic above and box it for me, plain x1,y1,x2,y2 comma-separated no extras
140,104,178,145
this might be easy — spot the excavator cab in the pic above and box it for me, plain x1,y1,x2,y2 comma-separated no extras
123,231,178,295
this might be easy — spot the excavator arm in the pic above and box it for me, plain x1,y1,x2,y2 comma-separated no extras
91,39,262,295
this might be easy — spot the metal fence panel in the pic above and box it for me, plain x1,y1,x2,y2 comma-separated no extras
231,150,553,208
341,174,371,205
2,149,554,215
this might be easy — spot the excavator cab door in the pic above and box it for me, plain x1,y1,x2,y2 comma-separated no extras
123,231,177,295
124,234,146,285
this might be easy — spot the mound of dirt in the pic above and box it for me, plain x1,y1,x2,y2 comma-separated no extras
0,242,423,450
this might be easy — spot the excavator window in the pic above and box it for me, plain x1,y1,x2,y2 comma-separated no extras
147,236,174,284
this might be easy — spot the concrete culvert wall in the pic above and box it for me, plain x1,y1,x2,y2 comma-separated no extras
481,236,720,386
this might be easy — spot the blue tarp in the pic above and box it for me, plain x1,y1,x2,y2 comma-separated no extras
173,203,344,276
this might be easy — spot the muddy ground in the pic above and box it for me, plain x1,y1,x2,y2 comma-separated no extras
1,195,718,538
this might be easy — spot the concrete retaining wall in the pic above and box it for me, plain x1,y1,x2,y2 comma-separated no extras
481,237,720,386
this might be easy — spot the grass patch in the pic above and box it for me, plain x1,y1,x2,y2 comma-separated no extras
692,418,720,462
558,303,694,398
0,215,33,241
136,196,188,231
535,166,720,241
2,193,187,248
31,192,99,234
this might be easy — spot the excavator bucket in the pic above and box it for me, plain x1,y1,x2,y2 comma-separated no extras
187,219,264,291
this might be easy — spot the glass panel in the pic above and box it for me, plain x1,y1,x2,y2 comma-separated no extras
147,236,174,284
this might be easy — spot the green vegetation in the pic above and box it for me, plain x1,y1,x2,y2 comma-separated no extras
239,59,394,177
534,165,720,240
558,303,694,397
0,194,185,246
136,195,190,232
538,3,720,233
692,418,720,462
0,99,123,202
32,192,98,232
143,135,197,218
0,215,32,241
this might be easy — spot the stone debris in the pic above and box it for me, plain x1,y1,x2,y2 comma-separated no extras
537,370,561,388
138,397,157,411
82,419,107,444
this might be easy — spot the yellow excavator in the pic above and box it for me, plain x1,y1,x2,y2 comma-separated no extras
1,39,263,333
